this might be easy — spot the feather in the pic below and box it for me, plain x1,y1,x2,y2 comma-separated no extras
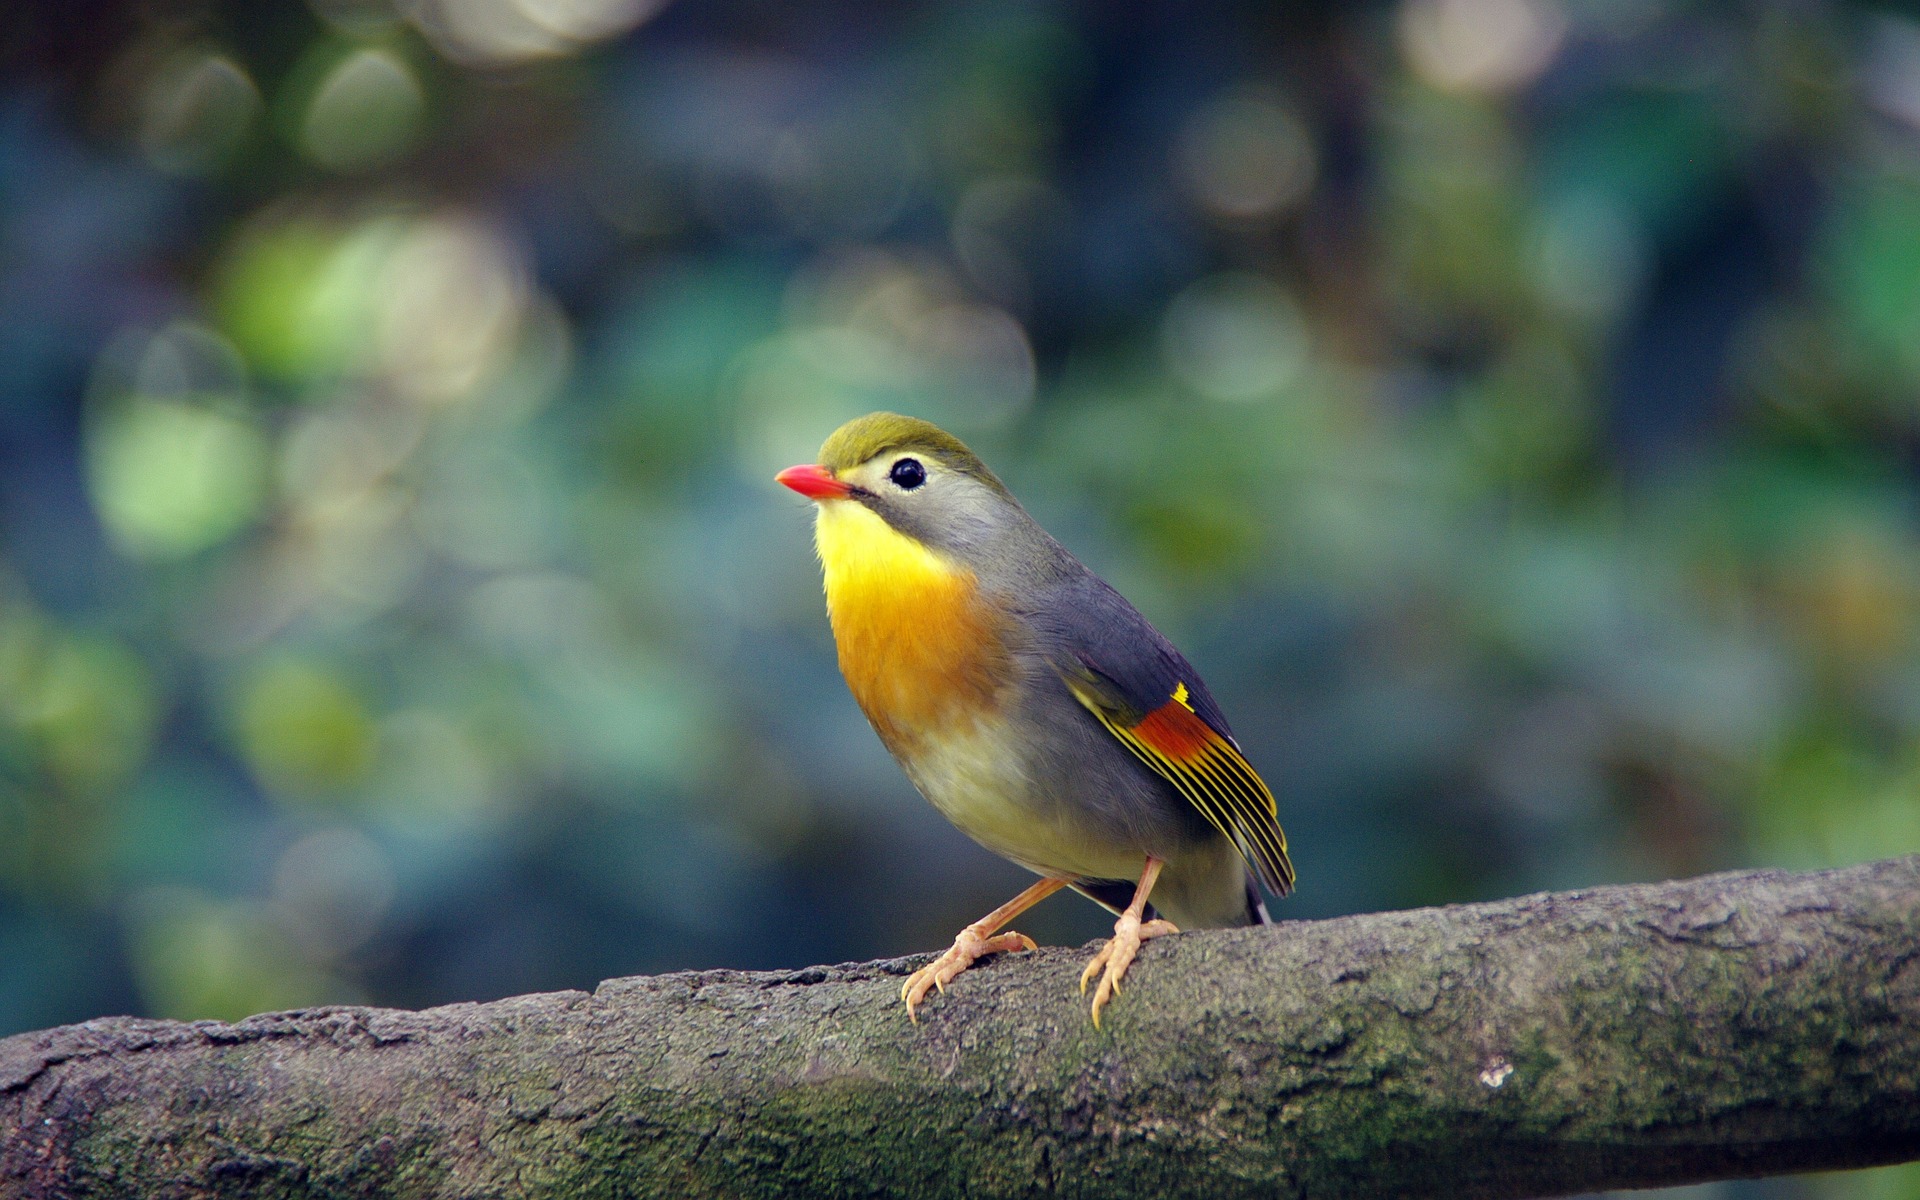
1085,686,1295,896
815,499,1011,749
1037,575,1295,897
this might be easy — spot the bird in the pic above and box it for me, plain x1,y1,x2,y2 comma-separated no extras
777,412,1292,1026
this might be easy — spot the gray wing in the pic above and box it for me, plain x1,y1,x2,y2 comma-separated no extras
1024,574,1295,897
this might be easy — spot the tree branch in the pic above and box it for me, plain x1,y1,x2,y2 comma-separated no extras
3,856,1917,1199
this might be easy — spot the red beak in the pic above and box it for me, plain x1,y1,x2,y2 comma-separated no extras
776,463,852,500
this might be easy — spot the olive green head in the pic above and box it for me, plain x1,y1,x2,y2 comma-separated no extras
786,412,1066,577
816,413,1012,500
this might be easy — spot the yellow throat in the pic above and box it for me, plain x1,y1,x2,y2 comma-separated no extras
813,501,1008,747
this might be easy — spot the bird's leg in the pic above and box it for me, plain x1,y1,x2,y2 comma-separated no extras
902,876,1068,1021
1079,856,1179,1027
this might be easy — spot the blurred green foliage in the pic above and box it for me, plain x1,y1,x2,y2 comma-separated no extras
2,1,1918,1193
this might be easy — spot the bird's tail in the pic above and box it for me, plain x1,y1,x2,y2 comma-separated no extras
1246,877,1273,926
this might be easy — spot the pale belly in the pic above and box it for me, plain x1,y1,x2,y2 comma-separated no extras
897,716,1146,883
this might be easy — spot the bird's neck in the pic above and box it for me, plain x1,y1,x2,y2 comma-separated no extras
814,502,1010,748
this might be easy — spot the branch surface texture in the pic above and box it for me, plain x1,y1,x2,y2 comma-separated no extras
3,856,1917,1199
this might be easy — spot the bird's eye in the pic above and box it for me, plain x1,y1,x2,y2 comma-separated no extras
889,457,926,490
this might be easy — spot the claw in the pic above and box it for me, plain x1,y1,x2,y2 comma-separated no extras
1078,946,1107,994
900,877,1068,1023
901,928,1037,1021
1083,915,1178,1027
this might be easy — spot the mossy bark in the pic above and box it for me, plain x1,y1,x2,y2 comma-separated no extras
3,856,1917,1199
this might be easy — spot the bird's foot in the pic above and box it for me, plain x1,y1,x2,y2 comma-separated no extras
1079,913,1178,1027
902,926,1037,1022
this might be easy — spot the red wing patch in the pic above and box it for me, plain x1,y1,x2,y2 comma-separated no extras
1130,697,1216,761
1078,681,1295,896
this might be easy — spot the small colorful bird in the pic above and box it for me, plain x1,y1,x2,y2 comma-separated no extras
778,413,1292,1025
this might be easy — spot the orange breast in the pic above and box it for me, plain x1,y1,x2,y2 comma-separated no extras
813,498,1015,750
828,568,1011,750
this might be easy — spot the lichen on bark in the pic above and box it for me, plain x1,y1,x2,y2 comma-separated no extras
3,856,1917,1199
